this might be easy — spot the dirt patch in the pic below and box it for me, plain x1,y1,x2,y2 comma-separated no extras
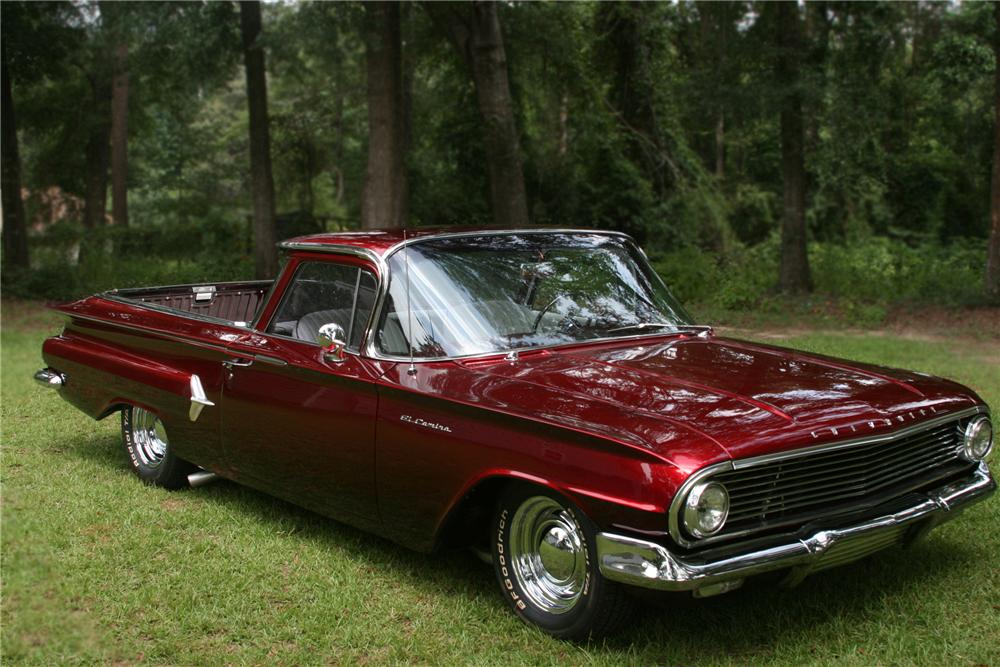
718,321,1000,369
883,304,1000,342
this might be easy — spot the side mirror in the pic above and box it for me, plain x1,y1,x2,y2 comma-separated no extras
317,322,347,363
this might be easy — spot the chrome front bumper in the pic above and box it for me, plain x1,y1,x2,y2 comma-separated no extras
597,461,995,594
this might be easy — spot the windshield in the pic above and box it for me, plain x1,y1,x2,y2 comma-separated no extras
374,233,694,358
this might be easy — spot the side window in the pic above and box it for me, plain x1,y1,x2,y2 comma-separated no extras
267,262,377,351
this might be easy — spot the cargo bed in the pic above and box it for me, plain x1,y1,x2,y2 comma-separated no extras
104,280,273,327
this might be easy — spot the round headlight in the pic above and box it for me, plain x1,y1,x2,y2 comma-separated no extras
961,417,993,462
683,481,730,538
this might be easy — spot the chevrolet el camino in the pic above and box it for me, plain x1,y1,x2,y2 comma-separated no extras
35,229,995,639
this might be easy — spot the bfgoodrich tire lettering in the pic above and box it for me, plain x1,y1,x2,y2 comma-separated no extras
121,405,194,489
491,485,635,640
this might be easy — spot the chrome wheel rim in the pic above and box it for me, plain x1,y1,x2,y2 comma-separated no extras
131,407,168,469
509,496,587,615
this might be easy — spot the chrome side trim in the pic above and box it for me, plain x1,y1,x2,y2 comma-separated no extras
600,461,995,592
188,374,214,422
667,405,988,549
34,368,65,388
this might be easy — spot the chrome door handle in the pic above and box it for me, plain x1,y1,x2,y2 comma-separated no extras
223,357,254,369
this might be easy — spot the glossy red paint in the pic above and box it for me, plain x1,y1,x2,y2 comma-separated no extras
40,230,988,554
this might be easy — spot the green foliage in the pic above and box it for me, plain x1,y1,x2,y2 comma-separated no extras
5,220,253,301
652,238,988,326
1,1,996,305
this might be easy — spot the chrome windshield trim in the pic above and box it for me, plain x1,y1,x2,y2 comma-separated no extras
362,229,692,362
380,228,634,261
667,405,989,549
366,329,712,364
600,461,995,592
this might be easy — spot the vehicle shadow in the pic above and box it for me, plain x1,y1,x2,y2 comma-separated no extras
600,537,979,657
67,431,498,596
67,432,981,656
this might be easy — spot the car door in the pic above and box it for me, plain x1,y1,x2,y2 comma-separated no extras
220,256,382,526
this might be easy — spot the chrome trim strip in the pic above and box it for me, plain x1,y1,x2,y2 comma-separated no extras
667,405,989,549
108,278,271,295
600,461,995,592
188,374,214,422
34,368,65,388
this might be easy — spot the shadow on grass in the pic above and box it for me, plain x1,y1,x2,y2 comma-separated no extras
66,428,977,655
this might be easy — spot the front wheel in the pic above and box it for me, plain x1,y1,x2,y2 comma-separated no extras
491,485,636,640
121,405,194,489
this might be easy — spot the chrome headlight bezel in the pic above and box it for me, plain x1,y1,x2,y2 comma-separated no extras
960,416,993,462
682,480,730,539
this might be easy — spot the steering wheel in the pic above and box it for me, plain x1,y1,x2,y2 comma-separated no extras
531,293,583,334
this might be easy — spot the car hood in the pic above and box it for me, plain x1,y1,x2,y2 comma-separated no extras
458,334,980,463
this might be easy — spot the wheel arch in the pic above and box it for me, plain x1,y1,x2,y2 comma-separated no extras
433,472,567,551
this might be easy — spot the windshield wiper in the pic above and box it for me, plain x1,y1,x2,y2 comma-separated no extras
606,322,713,335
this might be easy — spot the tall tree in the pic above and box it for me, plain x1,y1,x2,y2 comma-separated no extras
361,1,408,230
1,43,30,274
110,35,129,226
987,1,1000,299
82,74,111,230
775,1,812,293
240,0,278,278
425,1,529,228
596,2,668,193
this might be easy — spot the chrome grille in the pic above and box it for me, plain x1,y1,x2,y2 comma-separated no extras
706,415,977,543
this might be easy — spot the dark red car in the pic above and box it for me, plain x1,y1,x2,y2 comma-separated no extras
36,229,995,639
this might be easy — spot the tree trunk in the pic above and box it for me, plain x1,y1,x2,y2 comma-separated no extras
715,111,725,179
1,46,30,274
425,1,529,228
83,75,111,230
986,1,1000,300
111,41,129,227
361,2,408,230
240,0,279,279
776,2,812,294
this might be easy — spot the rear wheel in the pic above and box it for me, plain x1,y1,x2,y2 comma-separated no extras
491,485,635,640
121,405,194,489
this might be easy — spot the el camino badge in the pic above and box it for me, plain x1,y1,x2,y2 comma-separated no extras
400,415,452,433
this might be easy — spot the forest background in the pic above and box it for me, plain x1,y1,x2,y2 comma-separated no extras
3,1,1000,330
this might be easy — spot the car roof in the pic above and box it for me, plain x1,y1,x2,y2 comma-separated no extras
279,227,629,258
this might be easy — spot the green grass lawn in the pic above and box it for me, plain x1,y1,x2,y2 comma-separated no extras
3,303,999,665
